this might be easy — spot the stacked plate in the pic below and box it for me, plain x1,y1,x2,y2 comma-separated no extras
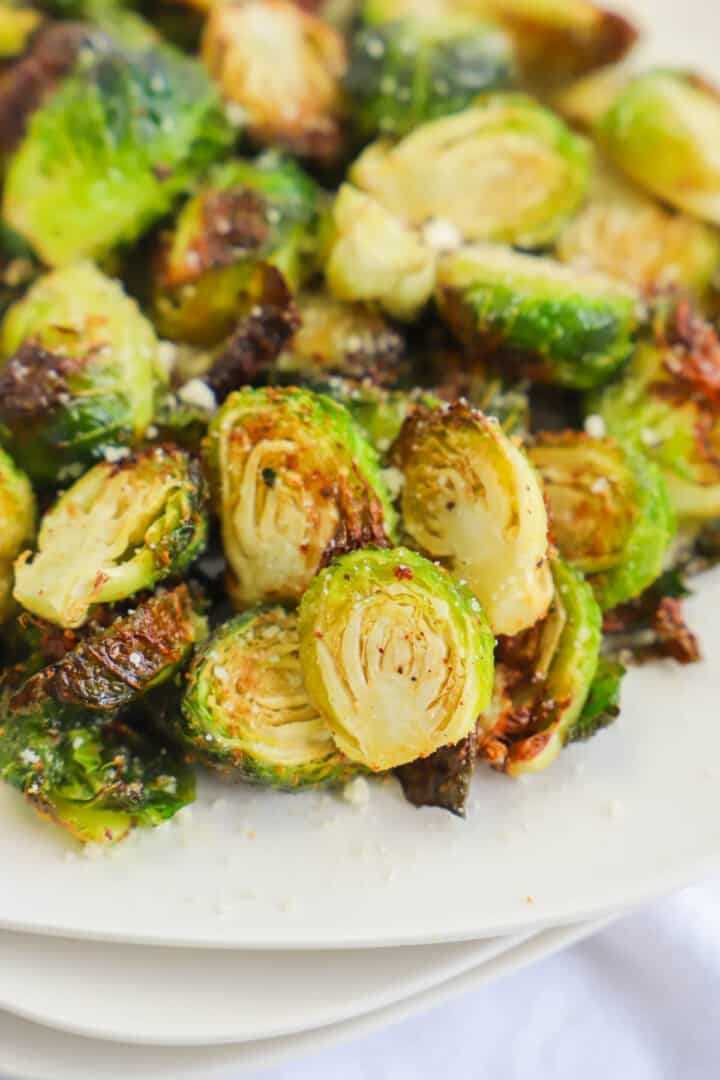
2,3,720,1077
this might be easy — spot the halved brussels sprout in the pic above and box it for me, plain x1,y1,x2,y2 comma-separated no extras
0,449,35,624
325,185,436,321
479,559,601,776
3,30,232,266
151,154,323,347
592,301,720,523
176,605,355,788
556,165,720,300
14,446,208,628
273,292,406,388
350,95,592,248
596,71,720,225
0,3,43,59
346,11,515,139
436,245,638,389
391,401,553,636
0,262,163,485
203,387,396,609
528,431,675,609
9,584,206,725
298,547,495,771
202,0,347,162
0,711,195,845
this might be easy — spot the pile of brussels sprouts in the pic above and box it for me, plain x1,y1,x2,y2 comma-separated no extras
0,0,718,843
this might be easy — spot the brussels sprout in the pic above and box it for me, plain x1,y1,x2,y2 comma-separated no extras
556,165,720,300
0,262,164,485
14,446,208,628
9,584,206,724
202,0,347,162
331,383,440,456
204,387,396,609
175,605,355,788
3,30,232,266
436,245,638,389
325,185,436,321
0,449,35,624
391,401,552,636
592,301,720,523
596,71,720,226
479,559,601,776
0,3,43,59
346,12,515,139
273,292,406,388
151,154,324,347
350,95,592,248
528,431,675,609
298,547,495,771
0,711,195,845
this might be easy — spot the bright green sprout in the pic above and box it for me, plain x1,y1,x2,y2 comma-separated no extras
0,449,35,624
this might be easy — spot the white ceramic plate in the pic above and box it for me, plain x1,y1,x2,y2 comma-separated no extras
1,0,719,953
0,920,608,1080
0,929,534,1046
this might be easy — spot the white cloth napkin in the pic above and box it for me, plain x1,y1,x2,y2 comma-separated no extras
256,874,720,1080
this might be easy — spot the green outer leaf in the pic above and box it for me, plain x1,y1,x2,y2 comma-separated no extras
566,657,625,743
177,607,357,789
437,246,638,389
298,546,495,771
3,35,233,266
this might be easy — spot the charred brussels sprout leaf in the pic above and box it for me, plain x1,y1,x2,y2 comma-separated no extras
479,559,601,776
14,447,208,628
202,0,347,162
596,71,720,226
176,605,355,788
0,712,195,845
298,547,495,771
203,387,396,608
566,656,624,743
350,95,592,248
0,262,164,485
592,301,720,523
555,165,720,300
396,731,476,817
3,31,232,266
326,185,436,321
346,13,515,139
528,431,675,609
151,154,324,347
0,449,35,624
9,585,206,724
392,401,553,636
436,245,638,390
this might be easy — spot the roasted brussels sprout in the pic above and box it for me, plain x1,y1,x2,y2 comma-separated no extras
479,559,602,776
14,447,208,628
298,547,495,771
0,3,43,59
350,95,592,248
391,401,553,636
596,71,720,226
0,262,164,485
273,292,405,388
346,11,515,139
202,0,347,162
396,731,477,817
436,245,638,389
330,382,440,455
175,605,355,788
3,30,232,265
204,387,396,609
0,449,35,624
592,301,720,523
325,185,436,321
528,431,675,609
556,165,720,300
566,656,624,742
0,711,195,845
151,154,323,347
9,584,206,724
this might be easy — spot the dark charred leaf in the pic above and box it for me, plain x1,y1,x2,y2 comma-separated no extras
396,733,477,818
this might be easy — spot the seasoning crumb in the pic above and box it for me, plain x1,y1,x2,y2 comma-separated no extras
584,414,606,438
343,776,370,807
